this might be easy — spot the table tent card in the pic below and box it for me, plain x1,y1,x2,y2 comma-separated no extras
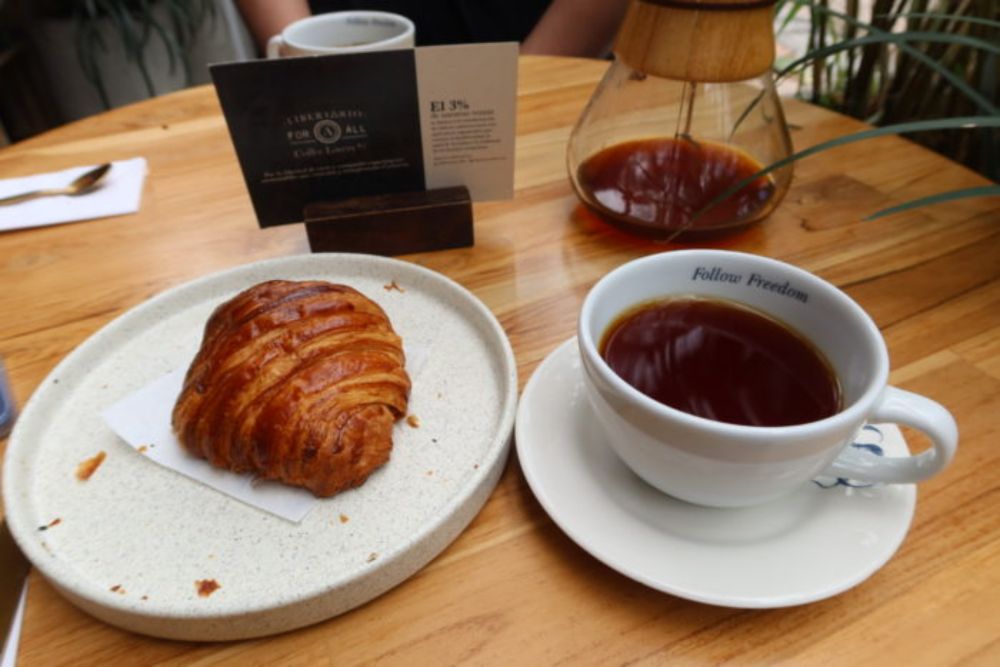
211,42,517,252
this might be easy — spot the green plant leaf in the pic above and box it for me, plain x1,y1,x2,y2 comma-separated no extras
775,0,999,182
865,186,1000,220
886,13,1000,30
731,5,1000,141
803,4,999,115
776,0,813,36
778,32,1000,84
696,116,1000,225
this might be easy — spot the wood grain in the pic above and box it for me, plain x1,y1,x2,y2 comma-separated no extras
615,0,776,81
0,56,998,665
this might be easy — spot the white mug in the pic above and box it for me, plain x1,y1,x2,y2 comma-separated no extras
266,11,416,58
577,249,958,508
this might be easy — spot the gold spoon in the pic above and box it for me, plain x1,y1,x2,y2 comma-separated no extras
0,163,112,207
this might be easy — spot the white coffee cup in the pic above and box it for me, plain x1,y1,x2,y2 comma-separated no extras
578,249,958,508
266,11,416,58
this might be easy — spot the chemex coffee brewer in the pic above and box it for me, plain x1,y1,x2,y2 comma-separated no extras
567,0,794,240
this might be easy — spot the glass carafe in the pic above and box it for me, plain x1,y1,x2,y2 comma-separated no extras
567,0,793,241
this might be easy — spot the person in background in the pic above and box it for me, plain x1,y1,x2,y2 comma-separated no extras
237,0,630,58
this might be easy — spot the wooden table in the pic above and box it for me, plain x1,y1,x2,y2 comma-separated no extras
1,56,998,665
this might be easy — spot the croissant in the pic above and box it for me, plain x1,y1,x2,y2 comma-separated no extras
172,280,411,497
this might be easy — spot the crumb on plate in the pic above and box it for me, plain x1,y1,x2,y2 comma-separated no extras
38,518,61,531
196,579,221,597
383,280,405,292
76,451,107,481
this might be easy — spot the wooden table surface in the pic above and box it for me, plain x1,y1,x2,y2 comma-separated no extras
1,55,998,665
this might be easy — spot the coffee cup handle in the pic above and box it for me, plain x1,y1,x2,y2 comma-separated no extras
824,386,958,484
266,35,285,59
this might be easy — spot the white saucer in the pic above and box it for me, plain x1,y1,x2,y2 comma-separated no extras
516,339,916,608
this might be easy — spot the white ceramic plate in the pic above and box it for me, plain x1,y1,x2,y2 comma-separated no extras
3,254,517,640
516,339,916,608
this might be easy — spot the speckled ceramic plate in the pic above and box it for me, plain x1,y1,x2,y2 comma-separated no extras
2,254,517,640
517,339,916,608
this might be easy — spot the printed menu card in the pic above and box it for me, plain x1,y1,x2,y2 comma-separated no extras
211,42,518,228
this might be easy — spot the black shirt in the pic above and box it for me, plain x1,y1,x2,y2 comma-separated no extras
307,1,551,46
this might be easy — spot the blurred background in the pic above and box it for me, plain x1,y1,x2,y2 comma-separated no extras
0,0,996,180
0,0,253,146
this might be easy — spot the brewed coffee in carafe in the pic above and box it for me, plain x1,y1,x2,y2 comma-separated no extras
567,0,793,240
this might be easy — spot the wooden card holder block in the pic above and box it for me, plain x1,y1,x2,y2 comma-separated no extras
304,186,473,256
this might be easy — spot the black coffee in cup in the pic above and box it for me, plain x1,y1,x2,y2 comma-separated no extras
599,297,841,427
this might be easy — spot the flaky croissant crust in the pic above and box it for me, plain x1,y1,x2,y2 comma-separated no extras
172,280,411,497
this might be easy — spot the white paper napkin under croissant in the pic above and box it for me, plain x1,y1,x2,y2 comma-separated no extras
0,158,147,233
102,344,429,523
